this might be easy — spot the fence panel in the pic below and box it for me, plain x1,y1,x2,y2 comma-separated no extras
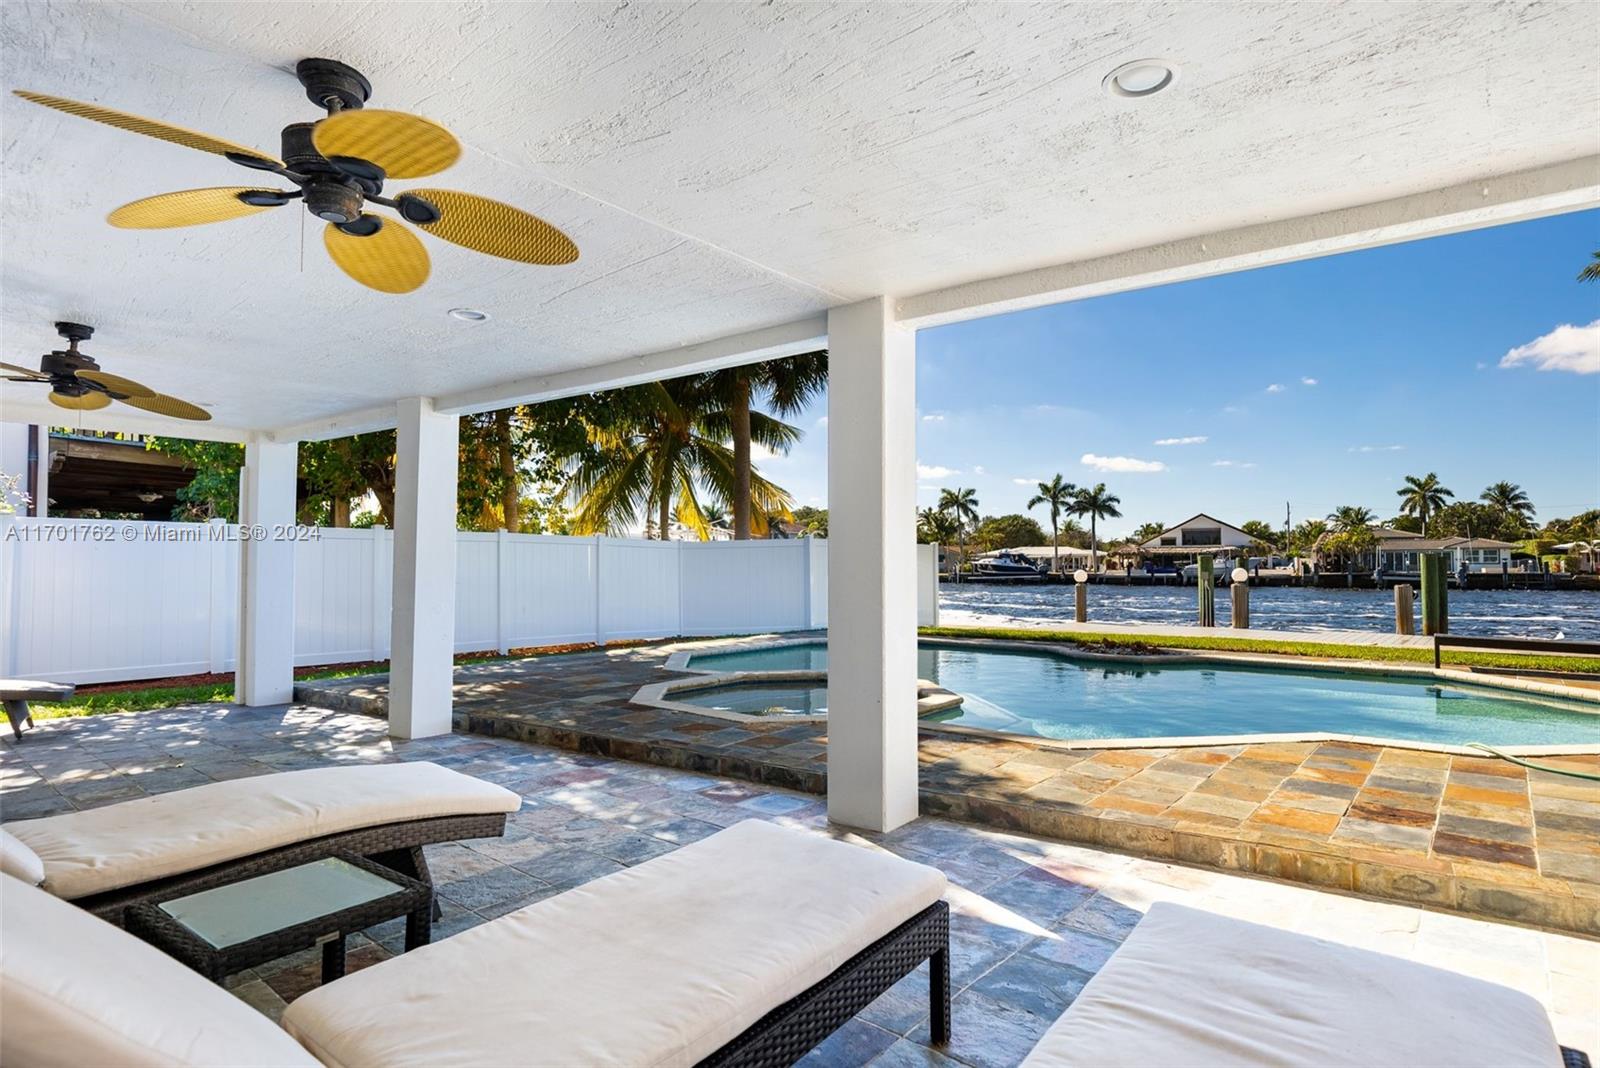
501,534,599,648
596,537,680,641
4,518,224,684
679,539,812,635
453,532,500,654
294,529,381,666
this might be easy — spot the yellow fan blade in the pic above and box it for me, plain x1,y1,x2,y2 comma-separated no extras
108,187,282,229
407,188,579,265
312,110,459,179
13,90,279,166
120,393,211,421
77,369,157,398
323,218,430,294
49,390,111,411
1,361,48,380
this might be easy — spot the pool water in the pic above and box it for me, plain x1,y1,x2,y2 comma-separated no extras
676,684,829,716
682,642,1600,745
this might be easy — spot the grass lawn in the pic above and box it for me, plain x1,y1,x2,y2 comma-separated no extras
920,626,1600,675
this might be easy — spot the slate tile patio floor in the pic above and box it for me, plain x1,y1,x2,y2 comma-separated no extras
2,702,1597,1065
298,641,1600,936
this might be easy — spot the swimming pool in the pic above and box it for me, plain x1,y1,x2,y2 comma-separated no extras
678,641,1600,746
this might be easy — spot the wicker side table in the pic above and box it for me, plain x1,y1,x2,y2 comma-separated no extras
126,852,432,985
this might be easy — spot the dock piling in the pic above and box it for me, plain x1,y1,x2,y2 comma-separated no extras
1421,553,1448,636
1394,583,1415,635
1074,570,1088,623
1198,557,1215,627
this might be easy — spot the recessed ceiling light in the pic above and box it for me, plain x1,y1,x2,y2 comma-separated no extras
448,307,489,322
1103,59,1177,99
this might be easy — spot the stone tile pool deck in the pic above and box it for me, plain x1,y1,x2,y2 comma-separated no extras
2,703,1596,1064
295,640,1600,936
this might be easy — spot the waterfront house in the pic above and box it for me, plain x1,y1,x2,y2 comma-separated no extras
1319,528,1521,575
1136,513,1258,568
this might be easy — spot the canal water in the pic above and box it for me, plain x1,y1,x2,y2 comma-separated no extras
938,583,1600,641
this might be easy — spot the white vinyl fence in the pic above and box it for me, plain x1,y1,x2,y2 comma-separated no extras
1,517,939,685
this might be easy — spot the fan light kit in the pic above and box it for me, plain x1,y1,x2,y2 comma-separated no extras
14,58,579,295
2,322,211,421
1102,59,1177,98
448,307,490,322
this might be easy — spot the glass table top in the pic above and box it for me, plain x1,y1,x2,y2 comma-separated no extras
158,857,405,949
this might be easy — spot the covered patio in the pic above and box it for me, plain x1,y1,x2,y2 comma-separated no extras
6,703,1597,1061
2,3,1597,1066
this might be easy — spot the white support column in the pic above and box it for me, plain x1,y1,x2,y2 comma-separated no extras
826,297,919,832
235,437,297,706
389,397,459,739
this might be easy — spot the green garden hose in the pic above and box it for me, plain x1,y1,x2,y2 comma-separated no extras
1466,742,1600,782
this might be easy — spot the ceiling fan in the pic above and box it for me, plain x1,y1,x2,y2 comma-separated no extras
13,58,579,294
1,322,210,421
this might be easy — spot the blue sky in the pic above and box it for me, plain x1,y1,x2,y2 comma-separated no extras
762,209,1600,539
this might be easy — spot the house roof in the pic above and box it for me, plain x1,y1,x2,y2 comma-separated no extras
1377,536,1519,550
1138,513,1255,550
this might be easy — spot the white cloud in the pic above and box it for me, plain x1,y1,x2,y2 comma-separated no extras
973,465,986,476
921,412,946,423
1221,405,1246,414
1499,320,1600,374
1153,435,1207,446
1300,377,1318,386
1347,444,1405,453
814,416,828,428
1211,460,1258,469
1265,383,1286,393
750,442,781,462
917,463,959,479
1081,453,1166,474
1011,477,1041,486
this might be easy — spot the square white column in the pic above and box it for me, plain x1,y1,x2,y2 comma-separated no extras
235,437,296,706
389,397,459,739
826,297,919,832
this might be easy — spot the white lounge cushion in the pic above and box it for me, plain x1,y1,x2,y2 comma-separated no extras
283,819,947,1068
4,762,520,900
0,827,44,885
0,873,321,1068
1021,902,1564,1068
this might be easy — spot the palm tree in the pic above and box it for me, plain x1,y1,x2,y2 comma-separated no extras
938,487,979,580
1072,483,1122,571
1396,473,1453,536
917,506,960,545
562,375,794,540
1481,481,1536,530
1327,505,1376,531
1027,474,1078,575
706,351,827,539
1580,251,1600,283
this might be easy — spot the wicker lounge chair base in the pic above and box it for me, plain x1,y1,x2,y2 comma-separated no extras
76,812,501,924
700,900,950,1067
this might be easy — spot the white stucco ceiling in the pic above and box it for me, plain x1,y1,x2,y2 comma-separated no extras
2,1,1597,434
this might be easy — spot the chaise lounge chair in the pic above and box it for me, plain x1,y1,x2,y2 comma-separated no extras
1,819,950,1068
0,762,519,923
1020,902,1588,1068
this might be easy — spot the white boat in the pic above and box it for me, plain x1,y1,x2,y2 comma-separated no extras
973,551,1047,580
